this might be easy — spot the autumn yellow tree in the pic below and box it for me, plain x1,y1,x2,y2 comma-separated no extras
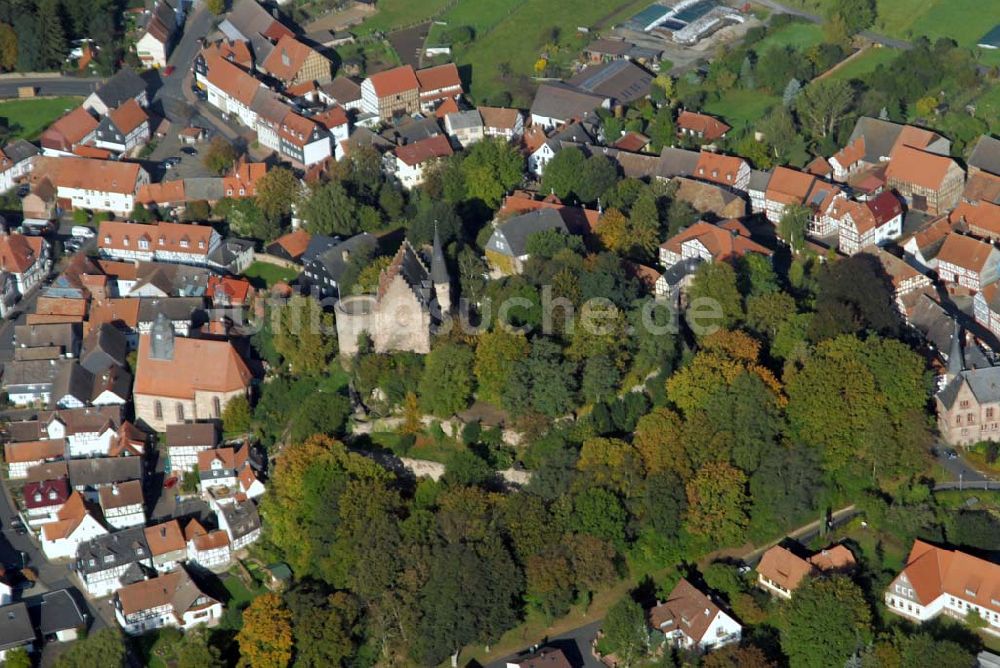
595,208,629,254
237,593,293,668
633,407,689,478
576,437,644,495
474,329,530,404
684,460,750,544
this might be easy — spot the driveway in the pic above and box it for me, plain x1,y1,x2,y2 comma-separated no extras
486,621,604,668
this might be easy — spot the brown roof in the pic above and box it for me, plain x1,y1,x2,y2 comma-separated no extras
950,200,1000,237
134,333,252,400
269,229,311,260
98,479,143,510
513,648,573,668
36,297,88,318
204,53,262,106
30,156,143,195
693,152,747,188
41,491,89,541
97,260,139,281
144,520,186,556
0,233,45,274
137,180,187,206
936,233,998,272
893,539,1000,615
192,529,230,552
478,106,520,130
203,39,254,69
88,298,141,329
314,106,349,130
4,439,66,464
197,444,249,473
98,221,215,256
184,518,207,541
367,65,419,97
222,158,267,197
109,99,148,135
41,106,98,151
72,145,113,160
648,578,725,644
806,156,832,177
873,248,923,291
434,97,460,119
831,136,866,168
766,166,816,205
262,35,324,82
416,63,461,95
394,134,454,166
672,177,747,219
677,110,730,141
660,219,771,261
885,144,962,190
965,172,1000,205
613,131,650,153
166,423,218,448
756,545,812,591
807,544,856,571
116,569,217,617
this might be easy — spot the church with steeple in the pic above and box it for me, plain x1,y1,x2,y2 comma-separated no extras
335,231,452,356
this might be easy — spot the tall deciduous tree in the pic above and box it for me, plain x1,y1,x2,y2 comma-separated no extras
0,23,16,71
419,342,475,416
273,295,336,375
687,261,744,332
778,203,811,251
237,593,294,668
684,460,750,544
54,628,126,668
255,167,299,222
301,181,358,236
474,329,530,404
796,78,854,139
461,138,524,207
781,575,872,668
601,595,649,667
203,137,238,175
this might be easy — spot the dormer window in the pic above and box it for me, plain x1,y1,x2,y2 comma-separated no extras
104,235,112,244
139,239,149,250
159,236,166,246
180,239,189,249
123,237,130,247
198,240,205,249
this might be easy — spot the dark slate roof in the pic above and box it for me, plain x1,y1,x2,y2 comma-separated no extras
81,323,129,374
68,456,142,488
749,169,771,192
939,366,1000,410
910,293,952,353
321,76,362,105
386,241,435,310
75,526,150,574
430,227,448,284
166,422,218,448
979,24,1000,48
220,499,261,539
567,60,653,104
2,139,40,163
51,362,95,406
133,262,210,297
137,297,206,324
544,122,594,153
0,602,34,651
14,323,80,352
309,233,377,284
381,115,443,145
530,83,606,122
209,237,254,269
660,257,702,288
341,127,395,154
488,208,569,258
657,147,701,179
35,589,85,636
968,135,1000,178
93,68,146,109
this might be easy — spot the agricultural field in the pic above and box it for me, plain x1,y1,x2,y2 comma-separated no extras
0,96,81,141
824,45,899,82
751,20,825,51
780,0,1000,61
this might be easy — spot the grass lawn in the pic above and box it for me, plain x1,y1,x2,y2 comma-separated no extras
973,82,1000,135
704,88,780,129
354,0,453,33
754,21,825,51
825,46,900,82
243,261,298,289
222,573,260,608
0,96,82,141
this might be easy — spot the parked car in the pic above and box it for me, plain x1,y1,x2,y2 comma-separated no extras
71,225,95,239
181,146,197,156
162,157,181,169
947,449,959,460
163,65,175,77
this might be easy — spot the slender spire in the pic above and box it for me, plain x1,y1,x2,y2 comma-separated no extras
947,319,964,378
430,222,448,284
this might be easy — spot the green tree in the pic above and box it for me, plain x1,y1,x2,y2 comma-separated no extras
176,628,224,668
221,394,252,434
255,167,299,223
601,595,649,667
205,0,226,14
688,261,744,332
461,138,524,207
273,295,336,375
647,106,676,151
283,585,362,668
796,78,855,139
54,628,126,668
570,486,627,546
474,329,530,404
418,342,475,416
3,647,31,668
227,198,278,241
237,592,294,668
541,147,586,200
0,23,17,71
778,203,811,251
202,136,238,175
36,0,67,69
301,181,358,236
781,575,873,668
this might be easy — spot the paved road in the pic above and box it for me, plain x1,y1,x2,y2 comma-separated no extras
754,0,912,50
0,77,105,99
154,4,216,125
486,621,604,668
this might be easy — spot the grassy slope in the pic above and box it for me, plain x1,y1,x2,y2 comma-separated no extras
0,97,82,141
353,0,453,33
824,45,899,82
753,21,825,50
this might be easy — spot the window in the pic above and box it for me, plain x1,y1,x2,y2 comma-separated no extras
176,403,185,421
123,237,130,247
961,400,970,409
104,235,112,244
213,397,221,418
154,401,162,420
138,239,149,250
988,408,994,419
179,239,189,249
957,415,963,425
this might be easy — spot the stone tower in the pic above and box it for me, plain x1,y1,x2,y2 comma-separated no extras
430,224,451,314
150,312,175,361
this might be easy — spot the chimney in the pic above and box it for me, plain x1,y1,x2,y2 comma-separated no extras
111,484,120,496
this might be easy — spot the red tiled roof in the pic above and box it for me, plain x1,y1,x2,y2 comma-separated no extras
886,144,962,190
613,132,650,152
677,110,730,141
31,156,143,196
367,65,419,98
109,99,148,135
134,333,252,400
204,53,262,106
98,221,215,256
23,478,70,509
416,63,461,96
262,35,323,83
0,233,45,274
41,106,98,152
694,152,746,187
394,134,453,166
659,219,771,261
207,275,251,305
937,232,998,272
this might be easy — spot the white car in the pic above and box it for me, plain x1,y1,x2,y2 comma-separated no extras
71,225,95,239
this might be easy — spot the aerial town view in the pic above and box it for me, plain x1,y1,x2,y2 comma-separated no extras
2,0,1000,666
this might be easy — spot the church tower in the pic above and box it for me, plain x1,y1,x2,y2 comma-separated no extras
150,312,175,361
430,224,451,314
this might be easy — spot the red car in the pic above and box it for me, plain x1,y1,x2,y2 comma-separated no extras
163,476,178,489
163,65,175,77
